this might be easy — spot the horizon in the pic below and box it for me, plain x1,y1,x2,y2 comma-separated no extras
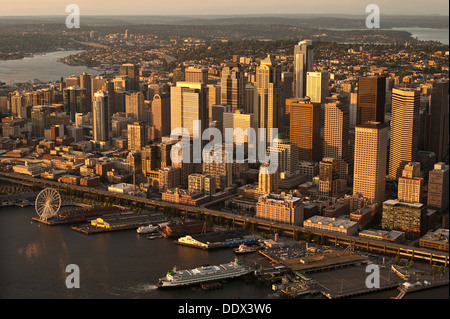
1,0,449,17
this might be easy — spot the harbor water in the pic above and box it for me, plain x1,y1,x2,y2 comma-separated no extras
1,206,448,299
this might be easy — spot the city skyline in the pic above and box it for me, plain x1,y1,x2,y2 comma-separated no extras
0,2,448,302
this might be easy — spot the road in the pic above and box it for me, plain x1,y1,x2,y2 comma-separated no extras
0,171,448,265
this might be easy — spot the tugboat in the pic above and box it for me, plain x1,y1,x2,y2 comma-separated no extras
234,243,262,254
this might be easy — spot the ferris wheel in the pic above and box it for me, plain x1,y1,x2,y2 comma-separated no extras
35,188,61,221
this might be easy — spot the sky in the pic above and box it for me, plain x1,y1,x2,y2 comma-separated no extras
1,0,449,16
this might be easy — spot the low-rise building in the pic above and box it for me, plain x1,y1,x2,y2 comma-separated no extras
419,228,449,251
359,229,405,244
256,192,303,226
303,215,358,236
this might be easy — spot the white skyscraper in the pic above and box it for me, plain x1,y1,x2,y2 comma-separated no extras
293,40,314,98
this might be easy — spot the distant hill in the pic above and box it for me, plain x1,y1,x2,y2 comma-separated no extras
0,14,448,29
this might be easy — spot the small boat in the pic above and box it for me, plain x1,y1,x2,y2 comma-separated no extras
234,243,262,254
137,225,158,234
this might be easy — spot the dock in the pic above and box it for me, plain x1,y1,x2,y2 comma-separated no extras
71,211,168,234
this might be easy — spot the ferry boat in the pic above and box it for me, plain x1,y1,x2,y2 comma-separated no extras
234,243,262,254
137,224,158,234
157,258,251,288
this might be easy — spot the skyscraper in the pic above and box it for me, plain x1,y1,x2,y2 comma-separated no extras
170,82,208,138
319,157,339,199
92,91,109,143
353,122,388,205
306,71,329,104
425,81,449,162
427,162,449,212
125,91,146,122
119,63,139,91
267,133,298,175
389,88,420,180
256,55,282,142
151,93,171,140
293,40,314,98
220,62,245,111
287,97,321,162
324,99,350,180
127,122,148,151
185,67,208,84
80,72,92,112
357,76,386,125
31,106,49,138
63,86,87,122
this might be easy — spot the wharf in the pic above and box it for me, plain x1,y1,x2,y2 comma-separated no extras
72,211,167,234
175,229,259,250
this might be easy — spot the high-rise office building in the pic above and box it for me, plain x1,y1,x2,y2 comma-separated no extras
119,63,139,91
357,76,386,125
353,122,388,205
256,55,282,142
202,145,232,190
92,91,109,143
185,67,208,84
398,162,423,204
63,86,87,122
389,88,420,180
206,84,221,120
257,163,278,196
293,40,314,98
222,109,256,144
188,173,216,196
31,106,49,138
65,75,80,88
324,99,350,180
151,93,171,139
427,162,449,212
287,97,321,162
79,72,92,112
425,81,449,162
127,122,148,151
306,71,329,104
125,91,146,122
220,62,245,111
319,157,340,199
267,133,298,175
170,82,208,138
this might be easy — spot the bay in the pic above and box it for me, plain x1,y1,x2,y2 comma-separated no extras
0,205,273,299
391,27,449,45
0,51,105,85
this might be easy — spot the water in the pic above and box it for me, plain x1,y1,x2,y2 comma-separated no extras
391,27,449,45
0,206,273,299
329,27,449,45
1,205,447,300
0,51,105,84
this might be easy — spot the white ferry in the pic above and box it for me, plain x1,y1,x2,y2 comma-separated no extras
157,258,251,288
